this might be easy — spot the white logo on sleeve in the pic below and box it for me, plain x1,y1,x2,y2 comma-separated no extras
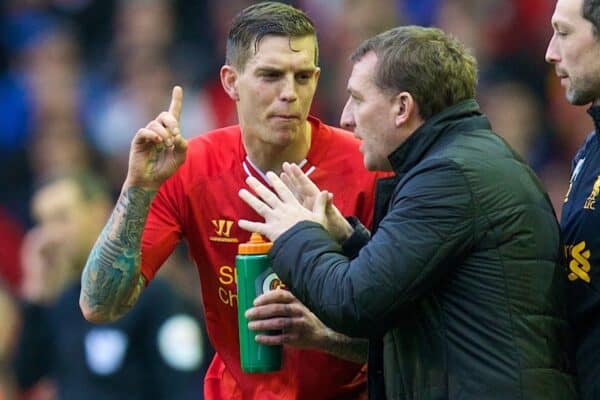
157,314,204,371
84,328,129,375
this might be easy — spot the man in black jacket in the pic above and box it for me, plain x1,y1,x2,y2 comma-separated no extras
238,26,578,399
546,0,600,398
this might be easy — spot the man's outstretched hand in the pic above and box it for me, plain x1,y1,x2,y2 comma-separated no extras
239,164,354,242
238,171,329,241
280,163,353,242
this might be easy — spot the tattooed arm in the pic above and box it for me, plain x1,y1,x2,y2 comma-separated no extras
80,86,187,323
79,187,155,322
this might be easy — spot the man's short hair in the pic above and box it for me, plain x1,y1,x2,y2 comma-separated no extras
583,0,600,37
351,25,478,120
226,1,318,70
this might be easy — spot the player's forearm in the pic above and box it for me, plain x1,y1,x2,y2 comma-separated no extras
79,186,155,323
318,327,368,363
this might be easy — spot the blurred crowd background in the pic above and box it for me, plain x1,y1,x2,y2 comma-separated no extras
0,0,593,399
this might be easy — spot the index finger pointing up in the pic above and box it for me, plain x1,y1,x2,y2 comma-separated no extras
168,85,184,121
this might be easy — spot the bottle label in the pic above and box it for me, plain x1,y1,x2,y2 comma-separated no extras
255,267,285,296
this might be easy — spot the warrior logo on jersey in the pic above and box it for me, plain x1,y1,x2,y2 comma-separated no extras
210,219,238,243
566,241,591,283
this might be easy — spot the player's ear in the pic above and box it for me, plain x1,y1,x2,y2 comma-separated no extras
220,65,240,101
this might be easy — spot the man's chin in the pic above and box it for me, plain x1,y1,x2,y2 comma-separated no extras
567,88,597,106
364,158,377,172
265,129,296,147
364,155,392,172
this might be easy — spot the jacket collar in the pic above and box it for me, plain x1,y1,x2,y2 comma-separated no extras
587,105,600,135
387,99,490,174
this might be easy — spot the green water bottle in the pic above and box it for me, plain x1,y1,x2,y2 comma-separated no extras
236,232,282,373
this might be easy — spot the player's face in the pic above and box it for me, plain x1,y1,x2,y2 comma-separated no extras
340,52,406,171
546,0,600,105
234,35,320,147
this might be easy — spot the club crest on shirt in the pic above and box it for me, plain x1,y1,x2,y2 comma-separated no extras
209,219,238,243
584,175,600,210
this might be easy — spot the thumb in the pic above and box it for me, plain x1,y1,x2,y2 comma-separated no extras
313,190,329,220
172,133,188,154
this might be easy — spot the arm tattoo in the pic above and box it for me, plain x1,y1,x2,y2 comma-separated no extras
80,187,156,321
321,328,368,363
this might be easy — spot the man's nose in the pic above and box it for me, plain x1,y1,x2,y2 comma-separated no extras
340,99,355,131
545,34,559,64
280,76,298,102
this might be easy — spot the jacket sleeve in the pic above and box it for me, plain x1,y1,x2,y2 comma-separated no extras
340,217,371,259
270,160,475,338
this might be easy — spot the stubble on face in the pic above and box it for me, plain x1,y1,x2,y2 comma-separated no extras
345,53,401,172
567,73,600,105
549,0,600,105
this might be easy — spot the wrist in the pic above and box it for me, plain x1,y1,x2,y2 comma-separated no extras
122,178,160,194
319,326,346,350
337,220,354,242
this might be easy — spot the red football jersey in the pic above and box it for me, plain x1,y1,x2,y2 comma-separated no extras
141,117,380,399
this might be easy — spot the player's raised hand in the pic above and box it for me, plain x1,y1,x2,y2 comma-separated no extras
125,86,188,190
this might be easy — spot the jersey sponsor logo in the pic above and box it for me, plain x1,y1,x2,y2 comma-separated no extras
209,219,238,243
566,241,592,283
584,175,600,210
218,264,238,307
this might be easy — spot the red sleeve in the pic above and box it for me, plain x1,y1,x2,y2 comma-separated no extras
141,173,186,282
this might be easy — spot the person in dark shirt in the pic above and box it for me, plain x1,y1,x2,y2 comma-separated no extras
13,173,212,399
546,0,600,398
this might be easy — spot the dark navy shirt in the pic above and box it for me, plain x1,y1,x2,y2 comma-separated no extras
13,278,213,400
560,106,600,400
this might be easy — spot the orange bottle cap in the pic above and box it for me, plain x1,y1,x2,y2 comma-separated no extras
238,232,273,254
